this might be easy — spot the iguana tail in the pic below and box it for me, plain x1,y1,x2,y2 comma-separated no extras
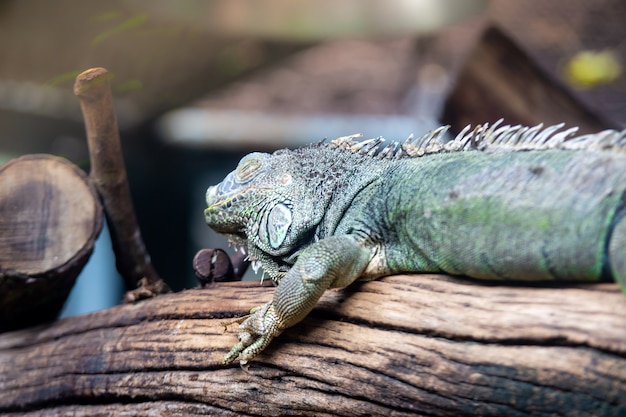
609,201,626,296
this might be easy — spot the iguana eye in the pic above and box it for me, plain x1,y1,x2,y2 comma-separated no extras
235,153,266,183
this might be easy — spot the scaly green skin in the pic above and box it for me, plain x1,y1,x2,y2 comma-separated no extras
204,122,626,365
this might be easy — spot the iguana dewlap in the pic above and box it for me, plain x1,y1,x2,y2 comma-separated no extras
204,121,626,365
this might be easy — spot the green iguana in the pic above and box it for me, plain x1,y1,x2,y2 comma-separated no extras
204,120,626,365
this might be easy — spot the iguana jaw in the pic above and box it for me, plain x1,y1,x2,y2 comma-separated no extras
204,203,248,249
204,185,248,234
204,208,247,237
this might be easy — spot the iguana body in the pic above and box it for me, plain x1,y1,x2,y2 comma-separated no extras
204,121,626,365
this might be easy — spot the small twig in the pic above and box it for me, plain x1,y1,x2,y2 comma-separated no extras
74,67,170,301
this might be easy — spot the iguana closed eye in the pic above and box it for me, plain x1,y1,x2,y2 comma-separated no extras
204,121,626,365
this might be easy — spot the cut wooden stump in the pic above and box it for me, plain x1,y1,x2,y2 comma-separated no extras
1,274,624,416
0,154,102,331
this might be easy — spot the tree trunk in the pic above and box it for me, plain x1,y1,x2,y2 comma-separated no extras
0,154,102,331
1,274,624,416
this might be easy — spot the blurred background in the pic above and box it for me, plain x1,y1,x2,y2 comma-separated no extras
0,0,623,316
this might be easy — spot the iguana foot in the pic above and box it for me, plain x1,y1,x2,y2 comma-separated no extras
222,302,284,365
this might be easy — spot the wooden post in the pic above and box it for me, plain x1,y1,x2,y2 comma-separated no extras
74,68,170,301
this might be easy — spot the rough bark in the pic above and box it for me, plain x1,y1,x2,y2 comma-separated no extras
1,274,624,416
0,154,102,331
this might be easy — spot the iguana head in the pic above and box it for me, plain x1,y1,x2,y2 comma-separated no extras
205,148,339,277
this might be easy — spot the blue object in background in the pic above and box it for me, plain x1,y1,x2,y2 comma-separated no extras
60,221,124,318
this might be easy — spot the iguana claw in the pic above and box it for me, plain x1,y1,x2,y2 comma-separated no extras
222,302,284,365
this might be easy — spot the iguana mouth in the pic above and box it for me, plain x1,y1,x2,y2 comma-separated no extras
204,185,244,224
204,206,244,231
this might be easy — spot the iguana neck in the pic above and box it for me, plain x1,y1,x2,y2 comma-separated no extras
314,159,387,242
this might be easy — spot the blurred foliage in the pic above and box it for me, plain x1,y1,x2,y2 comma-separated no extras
117,79,144,92
92,14,148,46
46,71,84,87
565,49,622,89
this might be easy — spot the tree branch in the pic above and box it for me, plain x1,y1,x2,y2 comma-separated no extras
1,274,625,416
74,68,170,300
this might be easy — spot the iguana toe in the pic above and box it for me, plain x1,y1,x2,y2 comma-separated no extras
222,302,284,365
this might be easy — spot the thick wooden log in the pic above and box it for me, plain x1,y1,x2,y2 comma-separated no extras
0,274,624,416
0,154,102,331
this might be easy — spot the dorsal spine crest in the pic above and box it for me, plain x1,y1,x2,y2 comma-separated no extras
329,119,626,160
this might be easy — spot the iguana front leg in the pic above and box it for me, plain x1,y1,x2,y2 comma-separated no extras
222,235,372,365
